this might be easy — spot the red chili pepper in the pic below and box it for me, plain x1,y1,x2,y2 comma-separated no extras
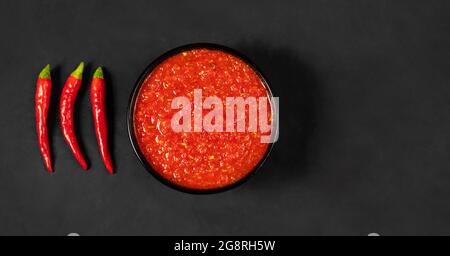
35,64,53,173
60,62,88,170
90,67,114,174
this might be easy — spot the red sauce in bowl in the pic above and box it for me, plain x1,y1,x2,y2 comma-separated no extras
133,47,272,191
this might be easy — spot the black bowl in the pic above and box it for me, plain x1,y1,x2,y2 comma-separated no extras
127,43,275,194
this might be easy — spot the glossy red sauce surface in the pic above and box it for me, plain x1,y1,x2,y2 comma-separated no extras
134,48,271,191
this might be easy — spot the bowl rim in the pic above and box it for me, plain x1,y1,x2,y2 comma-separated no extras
127,43,275,194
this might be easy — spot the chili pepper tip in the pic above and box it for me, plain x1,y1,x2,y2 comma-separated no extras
107,165,114,175
39,64,51,79
71,62,85,80
93,67,104,79
47,165,54,173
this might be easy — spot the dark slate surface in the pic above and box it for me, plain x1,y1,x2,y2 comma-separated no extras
0,0,450,235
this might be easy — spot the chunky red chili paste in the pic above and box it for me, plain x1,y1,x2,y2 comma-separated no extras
134,48,271,190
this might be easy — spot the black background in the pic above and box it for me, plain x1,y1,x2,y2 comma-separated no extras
0,0,449,236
